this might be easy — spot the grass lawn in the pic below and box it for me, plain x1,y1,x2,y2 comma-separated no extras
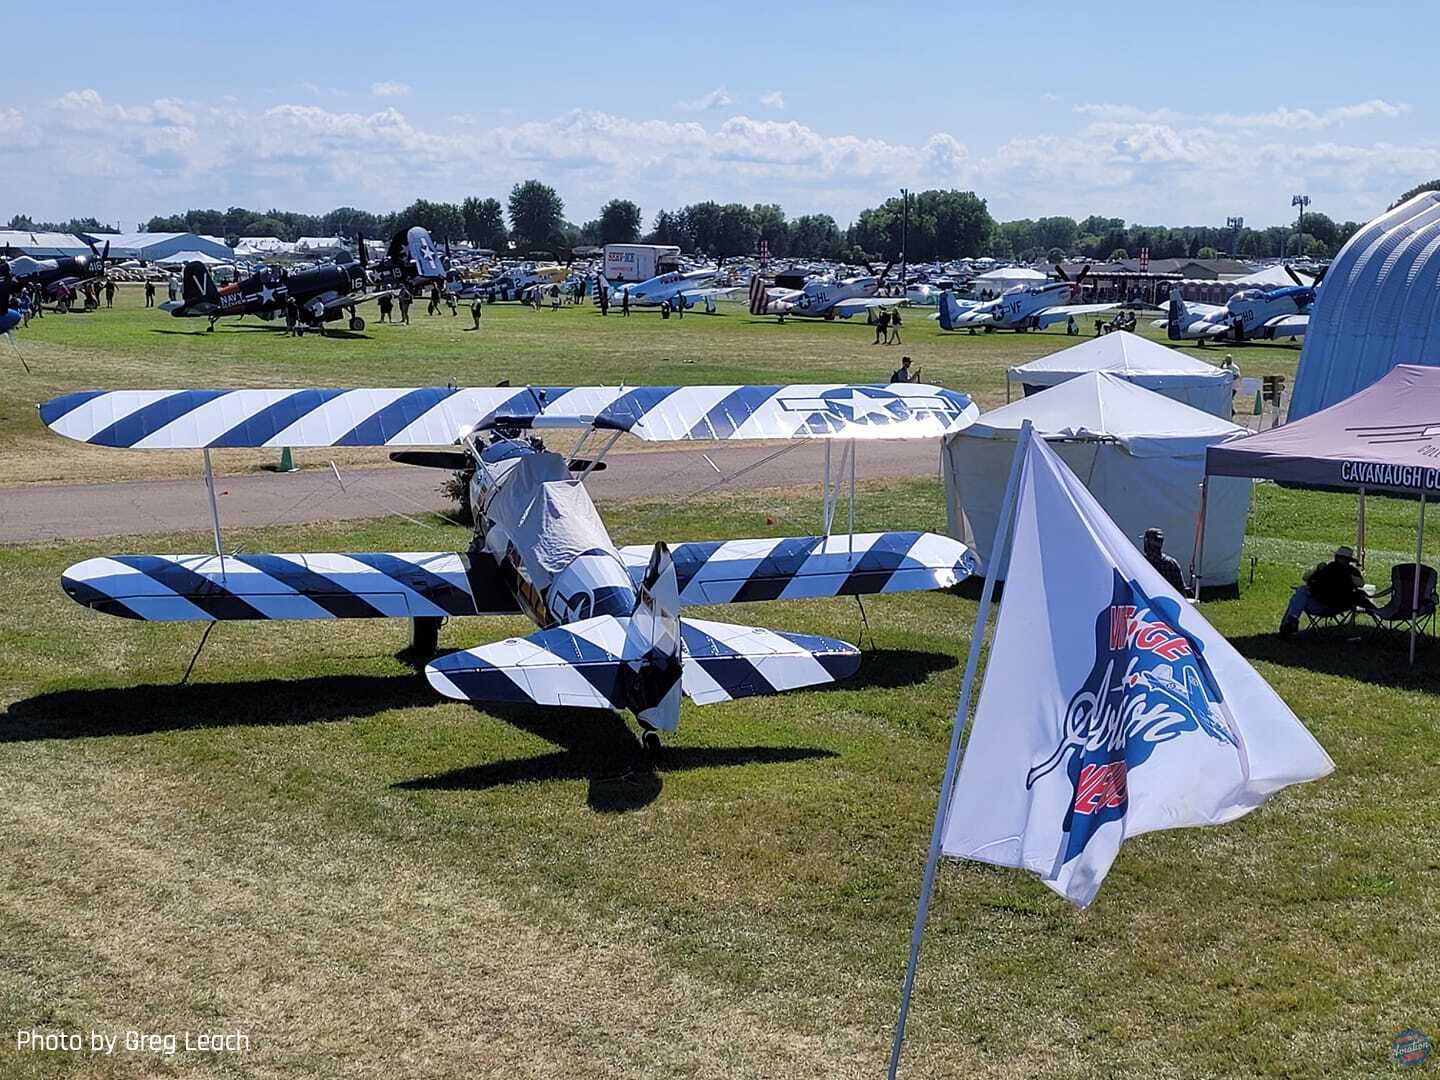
0,472,1436,1078
2,285,1301,483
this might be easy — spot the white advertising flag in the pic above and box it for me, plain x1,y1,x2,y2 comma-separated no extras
941,435,1333,908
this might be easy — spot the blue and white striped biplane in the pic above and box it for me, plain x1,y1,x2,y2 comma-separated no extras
40,382,980,748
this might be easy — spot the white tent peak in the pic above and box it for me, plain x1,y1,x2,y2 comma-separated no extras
1010,331,1222,377
1006,332,1235,417
968,372,1245,456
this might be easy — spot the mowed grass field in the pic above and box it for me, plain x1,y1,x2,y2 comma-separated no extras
4,285,1435,1079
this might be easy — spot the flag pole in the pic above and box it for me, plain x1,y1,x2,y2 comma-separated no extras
887,419,1035,1079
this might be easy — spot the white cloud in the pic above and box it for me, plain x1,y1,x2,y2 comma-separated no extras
8,88,1438,233
1212,99,1412,130
370,81,412,98
676,86,735,111
759,90,785,110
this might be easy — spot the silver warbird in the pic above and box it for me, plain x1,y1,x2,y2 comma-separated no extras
40,382,981,749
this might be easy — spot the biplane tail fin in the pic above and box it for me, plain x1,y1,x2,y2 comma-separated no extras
425,608,859,722
59,550,520,621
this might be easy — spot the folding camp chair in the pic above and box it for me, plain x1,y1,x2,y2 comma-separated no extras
1367,562,1438,641
1300,601,1361,632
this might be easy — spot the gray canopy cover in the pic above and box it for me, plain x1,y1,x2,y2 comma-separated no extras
1206,364,1440,494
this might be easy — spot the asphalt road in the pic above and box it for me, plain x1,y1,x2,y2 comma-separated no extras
0,440,944,542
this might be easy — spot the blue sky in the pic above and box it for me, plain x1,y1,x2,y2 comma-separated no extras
2,1,1433,231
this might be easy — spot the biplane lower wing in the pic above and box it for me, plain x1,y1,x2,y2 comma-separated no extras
617,531,976,606
61,550,521,621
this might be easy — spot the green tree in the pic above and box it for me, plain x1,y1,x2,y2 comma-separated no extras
595,199,642,245
1391,179,1440,209
462,197,507,250
391,199,464,243
788,214,842,259
644,209,687,247
1197,246,1218,259
750,203,787,256
508,180,565,250
1109,247,1130,261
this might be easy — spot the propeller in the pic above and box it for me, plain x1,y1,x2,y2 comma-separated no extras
356,231,368,270
389,450,470,471
1284,263,1325,288
1054,263,1090,299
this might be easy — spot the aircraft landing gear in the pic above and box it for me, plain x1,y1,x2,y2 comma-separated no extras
349,315,365,332
639,728,663,757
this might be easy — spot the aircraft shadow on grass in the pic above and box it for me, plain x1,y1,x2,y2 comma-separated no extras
1228,630,1440,693
1,673,436,742
149,327,371,340
1,648,952,812
393,647,953,813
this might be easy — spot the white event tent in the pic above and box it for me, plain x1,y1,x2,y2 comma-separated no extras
1006,331,1236,417
943,372,1251,585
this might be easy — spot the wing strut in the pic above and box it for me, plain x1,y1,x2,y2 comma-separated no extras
202,448,226,580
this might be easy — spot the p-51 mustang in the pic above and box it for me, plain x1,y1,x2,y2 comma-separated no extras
747,264,902,321
599,267,740,311
1161,270,1318,343
40,382,980,749
936,264,1116,332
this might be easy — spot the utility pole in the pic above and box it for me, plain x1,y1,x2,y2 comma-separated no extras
899,188,909,298
1226,215,1244,257
1290,194,1310,261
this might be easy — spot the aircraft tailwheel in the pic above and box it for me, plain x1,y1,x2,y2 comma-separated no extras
349,316,365,332
640,729,663,757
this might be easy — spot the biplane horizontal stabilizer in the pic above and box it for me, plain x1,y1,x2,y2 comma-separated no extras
425,615,859,711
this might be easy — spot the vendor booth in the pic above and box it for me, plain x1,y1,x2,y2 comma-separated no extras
1006,331,1236,417
1206,364,1440,659
945,372,1251,584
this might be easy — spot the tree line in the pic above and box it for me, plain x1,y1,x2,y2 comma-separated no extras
6,178,1387,261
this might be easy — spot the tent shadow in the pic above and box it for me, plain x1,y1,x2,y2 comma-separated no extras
0,673,434,742
1227,630,1440,692
393,702,837,813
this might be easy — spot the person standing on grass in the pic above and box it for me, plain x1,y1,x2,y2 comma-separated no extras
874,309,889,345
446,291,458,317
427,284,441,316
470,297,483,330
621,289,630,317
377,292,393,323
888,307,902,345
398,287,412,325
598,281,609,316
144,279,155,307
104,278,115,308
890,356,919,383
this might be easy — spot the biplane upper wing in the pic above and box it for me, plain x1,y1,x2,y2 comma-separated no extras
40,383,978,448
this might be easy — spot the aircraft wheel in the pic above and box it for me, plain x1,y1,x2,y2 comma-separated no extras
349,316,365,332
640,729,663,756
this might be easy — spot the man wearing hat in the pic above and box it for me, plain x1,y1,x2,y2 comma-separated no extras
1142,527,1187,593
1279,544,1376,638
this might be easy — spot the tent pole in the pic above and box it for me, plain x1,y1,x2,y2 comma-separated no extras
888,420,1035,1080
1192,476,1209,600
1411,493,1426,666
1357,488,1366,568
848,441,857,564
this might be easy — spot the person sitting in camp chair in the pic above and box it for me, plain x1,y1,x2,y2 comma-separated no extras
1279,545,1376,638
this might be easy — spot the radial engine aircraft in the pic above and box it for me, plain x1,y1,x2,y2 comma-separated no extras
163,252,374,333
1161,268,1318,343
40,382,981,749
600,266,740,311
935,264,1116,332
365,225,450,294
748,263,901,321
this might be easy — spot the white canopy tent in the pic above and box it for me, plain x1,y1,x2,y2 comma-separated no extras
1007,331,1236,417
154,250,230,267
943,372,1251,585
971,266,1046,294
